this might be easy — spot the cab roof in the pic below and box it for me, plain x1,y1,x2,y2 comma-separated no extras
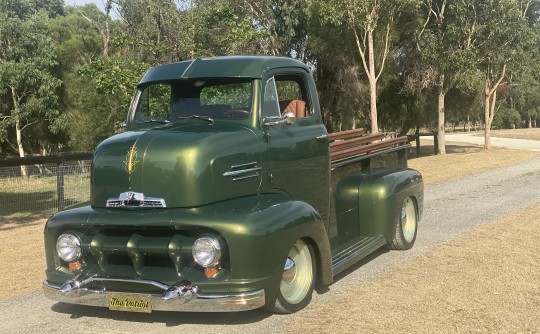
138,56,309,85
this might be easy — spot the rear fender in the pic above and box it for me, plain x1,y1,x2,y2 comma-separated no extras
365,168,424,240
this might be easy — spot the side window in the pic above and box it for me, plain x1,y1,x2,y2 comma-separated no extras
274,76,310,118
276,80,301,101
263,77,281,118
135,83,171,121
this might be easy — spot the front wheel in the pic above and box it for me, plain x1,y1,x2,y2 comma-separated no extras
265,239,316,313
387,196,418,250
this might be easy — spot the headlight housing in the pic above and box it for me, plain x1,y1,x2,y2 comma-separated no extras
192,236,221,268
56,233,81,262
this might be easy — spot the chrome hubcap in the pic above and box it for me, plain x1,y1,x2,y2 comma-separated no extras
401,197,417,243
280,240,313,304
282,258,296,284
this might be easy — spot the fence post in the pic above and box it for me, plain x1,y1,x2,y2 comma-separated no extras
415,129,420,158
433,132,439,155
57,162,65,211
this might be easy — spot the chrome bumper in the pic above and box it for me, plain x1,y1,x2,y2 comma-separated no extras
43,275,265,312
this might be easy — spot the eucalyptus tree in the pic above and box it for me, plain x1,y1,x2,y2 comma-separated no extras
315,0,416,134
50,5,116,151
472,0,534,149
0,0,61,169
409,0,478,154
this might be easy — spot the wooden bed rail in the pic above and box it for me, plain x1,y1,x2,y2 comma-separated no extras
329,129,408,162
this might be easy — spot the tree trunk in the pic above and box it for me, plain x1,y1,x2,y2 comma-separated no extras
11,86,27,177
15,119,27,177
483,80,497,150
528,116,532,128
437,74,446,154
367,31,378,134
483,64,506,150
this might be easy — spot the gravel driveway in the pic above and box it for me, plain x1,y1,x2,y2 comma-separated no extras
1,156,539,334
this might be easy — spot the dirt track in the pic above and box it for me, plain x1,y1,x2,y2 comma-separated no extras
0,154,539,333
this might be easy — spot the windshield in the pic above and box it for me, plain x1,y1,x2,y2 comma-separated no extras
131,78,253,125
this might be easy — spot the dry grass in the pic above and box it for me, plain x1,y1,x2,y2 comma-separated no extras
470,128,540,141
288,203,540,333
409,141,540,186
0,222,45,301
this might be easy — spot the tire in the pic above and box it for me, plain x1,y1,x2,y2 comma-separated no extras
387,196,418,250
265,239,316,314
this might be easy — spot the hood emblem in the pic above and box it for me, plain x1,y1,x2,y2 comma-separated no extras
124,143,140,176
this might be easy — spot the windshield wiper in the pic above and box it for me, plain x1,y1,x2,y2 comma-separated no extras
136,119,170,124
178,115,214,124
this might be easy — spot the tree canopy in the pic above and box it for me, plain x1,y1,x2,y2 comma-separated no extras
1,0,539,157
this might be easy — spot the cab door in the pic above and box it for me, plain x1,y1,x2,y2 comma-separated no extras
260,72,330,223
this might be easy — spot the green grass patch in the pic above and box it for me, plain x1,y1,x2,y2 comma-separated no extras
0,173,90,226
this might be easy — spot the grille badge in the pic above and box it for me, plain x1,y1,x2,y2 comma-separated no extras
106,191,166,208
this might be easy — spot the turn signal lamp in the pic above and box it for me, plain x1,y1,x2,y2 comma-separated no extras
204,267,220,278
69,262,82,271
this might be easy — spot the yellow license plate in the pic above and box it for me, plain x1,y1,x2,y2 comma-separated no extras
108,293,152,313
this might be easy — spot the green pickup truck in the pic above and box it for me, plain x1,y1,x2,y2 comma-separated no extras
43,56,423,314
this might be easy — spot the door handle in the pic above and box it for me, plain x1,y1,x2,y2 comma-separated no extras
315,134,328,141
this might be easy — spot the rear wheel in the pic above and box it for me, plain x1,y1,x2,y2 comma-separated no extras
387,196,418,250
265,239,316,313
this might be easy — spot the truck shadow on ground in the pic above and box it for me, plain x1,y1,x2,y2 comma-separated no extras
50,301,272,326
315,247,390,295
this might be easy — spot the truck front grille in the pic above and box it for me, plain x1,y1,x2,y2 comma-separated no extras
77,231,195,278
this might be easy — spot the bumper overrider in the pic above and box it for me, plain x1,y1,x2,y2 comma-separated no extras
43,275,265,312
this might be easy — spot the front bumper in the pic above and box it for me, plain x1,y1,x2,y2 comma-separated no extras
43,276,265,312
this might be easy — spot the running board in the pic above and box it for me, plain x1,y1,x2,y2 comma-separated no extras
331,236,387,276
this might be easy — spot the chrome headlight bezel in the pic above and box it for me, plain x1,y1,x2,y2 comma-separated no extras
192,236,222,268
56,233,81,262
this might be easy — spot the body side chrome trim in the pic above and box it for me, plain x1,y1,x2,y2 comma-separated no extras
223,162,261,181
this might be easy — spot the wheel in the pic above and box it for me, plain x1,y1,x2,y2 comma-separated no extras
223,109,250,117
387,196,418,250
265,239,316,313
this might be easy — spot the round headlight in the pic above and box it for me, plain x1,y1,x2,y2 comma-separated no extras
56,234,81,262
192,236,221,268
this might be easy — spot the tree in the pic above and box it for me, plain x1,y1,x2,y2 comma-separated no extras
408,0,477,154
316,0,412,134
0,0,61,173
473,0,534,149
50,5,110,151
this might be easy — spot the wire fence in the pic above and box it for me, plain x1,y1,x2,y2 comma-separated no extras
0,153,93,226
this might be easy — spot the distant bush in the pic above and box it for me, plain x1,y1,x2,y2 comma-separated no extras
492,107,522,129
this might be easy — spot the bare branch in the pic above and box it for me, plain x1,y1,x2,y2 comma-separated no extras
488,63,507,97
416,1,433,52
375,21,391,81
520,0,533,18
20,121,38,132
348,10,370,79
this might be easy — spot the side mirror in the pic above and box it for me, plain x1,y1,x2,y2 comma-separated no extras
264,113,296,128
282,111,296,125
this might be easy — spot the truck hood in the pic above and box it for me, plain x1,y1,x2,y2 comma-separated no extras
91,122,263,208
